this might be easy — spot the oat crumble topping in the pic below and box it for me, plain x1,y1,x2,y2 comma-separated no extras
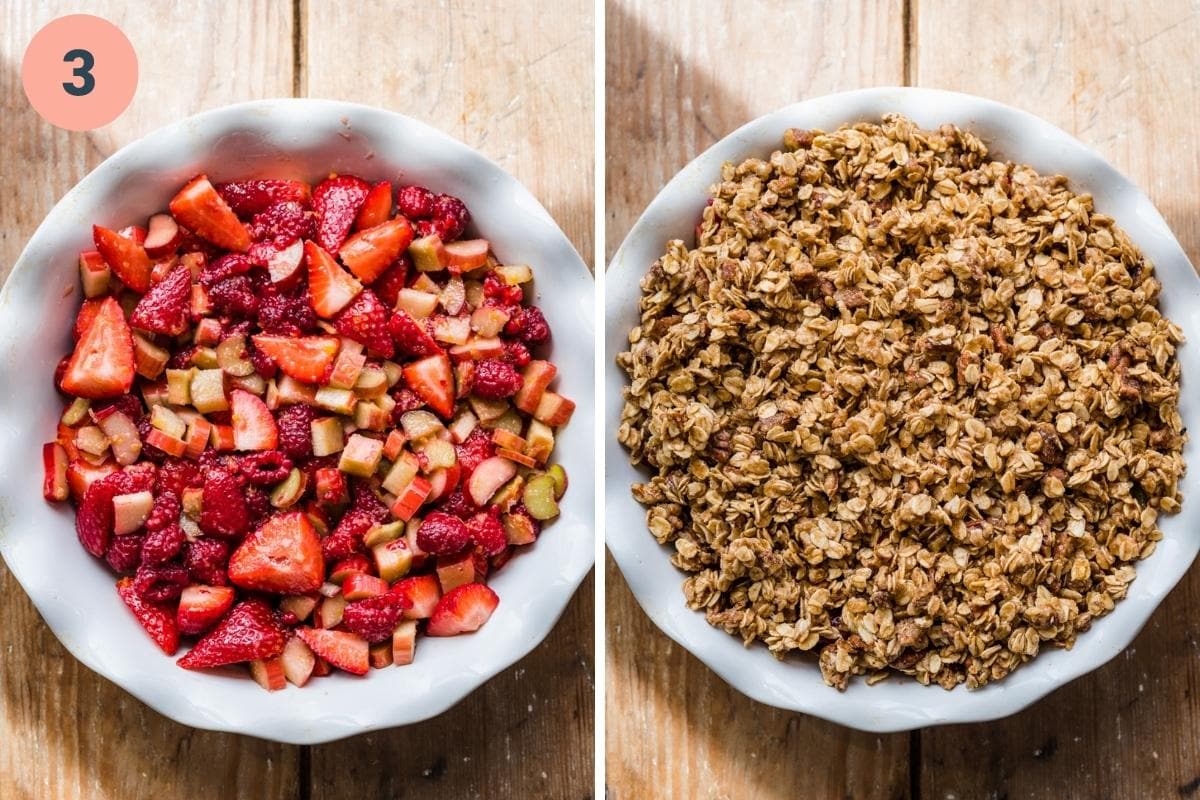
616,115,1186,689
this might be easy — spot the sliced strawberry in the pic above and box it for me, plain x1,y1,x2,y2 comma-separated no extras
178,598,286,670
372,256,410,307
176,584,236,636
169,175,251,252
389,309,444,358
339,217,414,284
426,582,499,636
93,224,152,293
304,240,363,318
230,389,279,451
296,627,369,675
251,334,339,383
334,289,394,358
402,353,454,418
312,175,371,252
60,296,134,399
393,574,441,620
355,181,393,231
129,263,191,335
67,459,117,501
117,576,180,655
217,179,312,217
228,511,324,594
43,442,69,501
73,298,103,341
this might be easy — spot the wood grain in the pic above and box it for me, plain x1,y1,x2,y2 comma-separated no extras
302,2,595,798
0,2,300,799
915,2,1200,797
1,1,593,797
304,0,594,263
604,2,911,798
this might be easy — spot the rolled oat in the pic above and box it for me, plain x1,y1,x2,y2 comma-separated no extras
616,115,1185,689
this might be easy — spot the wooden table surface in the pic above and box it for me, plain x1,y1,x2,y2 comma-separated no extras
605,1,1200,797
0,2,593,798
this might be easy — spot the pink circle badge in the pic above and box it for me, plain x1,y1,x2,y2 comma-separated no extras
22,14,138,131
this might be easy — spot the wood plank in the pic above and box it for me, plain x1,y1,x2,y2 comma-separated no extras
604,0,907,261
302,2,595,797
0,2,300,798
604,1,911,797
914,2,1200,798
303,0,594,264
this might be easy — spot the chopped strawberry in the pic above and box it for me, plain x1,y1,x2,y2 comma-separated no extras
216,179,311,217
393,574,441,619
252,334,340,383
426,582,499,636
228,511,324,594
402,353,455,418
304,240,362,317
230,390,279,451
355,181,393,231
43,442,69,501
372,256,410,307
73,298,103,341
117,576,180,655
389,309,444,357
61,297,134,399
296,627,369,675
334,289,394,358
176,584,236,636
178,598,286,670
169,175,251,252
129,264,191,335
312,174,371,252
93,224,152,293
339,217,414,284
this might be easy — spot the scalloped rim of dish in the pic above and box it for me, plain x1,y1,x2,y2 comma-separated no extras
0,99,594,744
605,87,1200,732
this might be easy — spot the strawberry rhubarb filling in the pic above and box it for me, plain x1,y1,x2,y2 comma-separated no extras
43,174,573,687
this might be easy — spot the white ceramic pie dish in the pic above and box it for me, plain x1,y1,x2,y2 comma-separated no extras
605,86,1200,732
0,98,595,744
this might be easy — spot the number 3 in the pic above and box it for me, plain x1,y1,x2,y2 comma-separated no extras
62,48,95,97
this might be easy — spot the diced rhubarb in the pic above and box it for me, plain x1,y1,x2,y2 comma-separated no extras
390,475,432,521
144,213,183,258
281,636,316,687
392,619,417,666
145,428,187,458
250,656,286,691
440,239,490,272
466,456,517,506
513,360,557,414
342,573,389,600
533,391,576,427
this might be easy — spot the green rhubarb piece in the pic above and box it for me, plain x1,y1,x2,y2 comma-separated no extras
522,474,560,521
364,521,404,548
269,468,306,509
60,397,91,426
546,464,568,500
